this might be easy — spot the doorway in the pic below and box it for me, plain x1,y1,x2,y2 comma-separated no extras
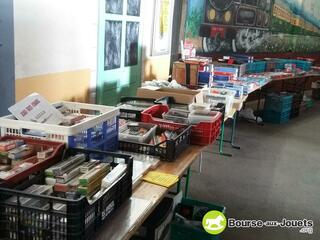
97,0,143,106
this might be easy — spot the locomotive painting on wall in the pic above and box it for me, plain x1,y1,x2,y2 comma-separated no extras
199,0,272,52
185,0,320,53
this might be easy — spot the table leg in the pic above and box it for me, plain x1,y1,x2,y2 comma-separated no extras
302,77,307,97
176,179,181,193
184,167,191,198
230,111,240,149
218,121,233,157
198,152,203,173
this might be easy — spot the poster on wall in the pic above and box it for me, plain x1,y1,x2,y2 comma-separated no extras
185,0,320,53
151,0,175,56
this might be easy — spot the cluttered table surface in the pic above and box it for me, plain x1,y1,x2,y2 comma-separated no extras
98,63,320,240
95,145,205,240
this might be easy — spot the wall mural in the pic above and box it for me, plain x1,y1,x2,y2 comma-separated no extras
185,0,320,53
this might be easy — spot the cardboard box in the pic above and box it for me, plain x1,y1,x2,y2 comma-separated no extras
172,61,199,86
137,87,203,104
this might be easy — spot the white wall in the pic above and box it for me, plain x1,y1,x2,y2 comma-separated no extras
14,0,99,87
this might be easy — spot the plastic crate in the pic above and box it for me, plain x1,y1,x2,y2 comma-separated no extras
265,59,277,72
141,105,222,146
0,102,119,150
264,93,293,113
312,89,320,100
119,125,191,161
263,109,291,124
245,61,266,74
154,97,189,111
0,147,133,240
290,92,303,109
290,107,300,119
0,136,65,188
170,198,226,240
119,122,157,144
274,59,312,71
118,97,158,122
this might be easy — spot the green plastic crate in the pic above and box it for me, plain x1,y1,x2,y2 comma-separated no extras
263,109,291,124
170,198,226,240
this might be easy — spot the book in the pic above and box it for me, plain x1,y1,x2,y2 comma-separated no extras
78,163,110,187
8,93,64,124
101,164,127,189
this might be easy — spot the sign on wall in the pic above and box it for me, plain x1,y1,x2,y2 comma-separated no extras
151,0,175,56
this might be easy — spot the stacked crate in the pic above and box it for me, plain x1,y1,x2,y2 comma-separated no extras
312,81,320,100
245,61,267,74
263,93,293,124
290,92,303,119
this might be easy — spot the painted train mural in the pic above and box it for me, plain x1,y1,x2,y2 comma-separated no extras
185,0,320,53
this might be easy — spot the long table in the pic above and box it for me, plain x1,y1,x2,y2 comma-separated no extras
95,73,320,239
219,72,320,155
95,145,205,240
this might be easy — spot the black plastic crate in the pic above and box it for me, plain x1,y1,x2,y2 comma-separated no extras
118,97,158,122
290,107,300,119
312,89,320,100
0,148,133,240
119,125,192,161
154,97,189,111
290,92,303,109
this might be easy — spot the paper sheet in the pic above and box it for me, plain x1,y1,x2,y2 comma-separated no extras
143,171,179,188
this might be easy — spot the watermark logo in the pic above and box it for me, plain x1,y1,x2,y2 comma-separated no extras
202,210,227,235
227,218,314,234
201,212,314,235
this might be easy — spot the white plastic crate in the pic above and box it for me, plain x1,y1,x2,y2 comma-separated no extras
188,110,221,124
0,101,119,148
119,122,157,143
202,88,236,114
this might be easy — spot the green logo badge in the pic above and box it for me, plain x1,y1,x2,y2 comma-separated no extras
202,210,227,235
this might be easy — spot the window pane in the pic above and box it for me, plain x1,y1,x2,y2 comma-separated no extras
105,21,122,70
106,0,123,14
127,0,141,16
125,22,139,66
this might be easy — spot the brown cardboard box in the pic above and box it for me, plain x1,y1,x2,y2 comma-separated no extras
172,61,199,86
136,87,203,104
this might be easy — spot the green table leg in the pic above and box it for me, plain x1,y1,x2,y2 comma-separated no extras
176,179,181,193
184,167,191,198
219,120,232,157
219,120,225,154
221,111,241,150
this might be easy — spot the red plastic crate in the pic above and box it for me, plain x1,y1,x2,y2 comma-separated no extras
0,136,65,187
141,105,222,146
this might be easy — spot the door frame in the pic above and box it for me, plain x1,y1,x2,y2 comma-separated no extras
0,0,15,116
97,0,143,105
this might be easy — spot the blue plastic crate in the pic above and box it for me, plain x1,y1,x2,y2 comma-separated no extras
295,60,312,71
245,61,267,74
0,102,120,151
68,116,119,151
264,93,293,112
263,109,291,124
274,59,312,71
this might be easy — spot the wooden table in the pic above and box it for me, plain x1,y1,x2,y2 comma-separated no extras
95,145,205,240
